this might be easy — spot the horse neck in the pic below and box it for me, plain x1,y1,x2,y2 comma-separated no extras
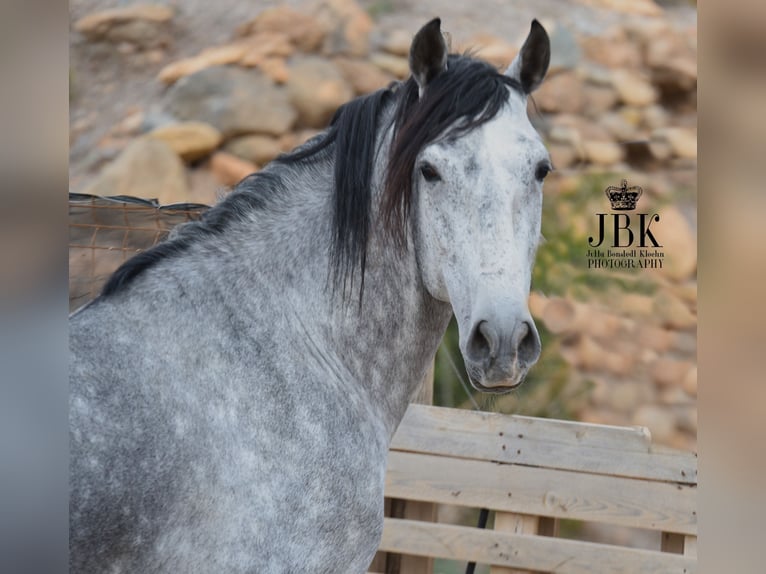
227,123,452,437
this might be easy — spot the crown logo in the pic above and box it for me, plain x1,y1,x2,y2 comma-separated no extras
605,179,643,210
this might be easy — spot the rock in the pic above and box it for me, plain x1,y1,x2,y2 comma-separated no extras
633,405,675,444
164,66,296,138
541,297,579,334
314,0,373,57
257,58,290,84
82,138,189,205
224,135,283,165
561,334,632,375
651,206,697,282
675,406,697,434
659,386,694,406
623,18,672,52
186,167,225,205
582,83,619,115
286,56,354,128
548,123,582,148
370,52,409,79
147,122,223,162
610,69,658,107
158,44,247,84
642,105,669,130
381,29,412,57
143,48,166,65
278,133,299,152
111,109,145,136
654,292,697,330
580,29,642,69
238,33,296,67
534,71,585,114
587,0,662,17
157,34,295,84
235,6,325,52
650,358,695,388
608,382,652,413
74,4,174,49
295,129,322,146
210,152,258,187
599,112,637,141
583,140,623,166
552,114,611,141
333,57,394,95
581,64,614,87
644,29,694,70
548,143,580,170
528,291,548,319
460,34,517,69
636,325,676,353
618,293,654,317
651,57,697,101
649,127,697,160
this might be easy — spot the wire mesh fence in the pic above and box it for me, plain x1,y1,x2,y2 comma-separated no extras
68,193,210,312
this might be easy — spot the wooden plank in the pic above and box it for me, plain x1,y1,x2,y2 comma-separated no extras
390,405,698,484
368,498,392,573
385,451,697,535
379,518,697,574
491,513,539,574
684,535,697,558
395,364,435,574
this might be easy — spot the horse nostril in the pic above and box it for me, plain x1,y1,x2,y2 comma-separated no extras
467,320,498,365
514,321,541,366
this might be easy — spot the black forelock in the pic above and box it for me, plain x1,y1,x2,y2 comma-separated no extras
382,55,522,246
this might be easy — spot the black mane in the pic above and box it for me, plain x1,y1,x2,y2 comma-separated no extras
100,54,521,301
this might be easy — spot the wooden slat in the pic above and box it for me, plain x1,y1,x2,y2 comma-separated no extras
379,518,696,574
388,365,435,574
397,366,435,574
390,405,697,484
385,451,697,535
684,536,697,558
491,513,540,574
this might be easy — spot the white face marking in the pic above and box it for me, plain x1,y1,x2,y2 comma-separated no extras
414,88,549,383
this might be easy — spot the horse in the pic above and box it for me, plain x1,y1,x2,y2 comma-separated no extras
69,17,551,573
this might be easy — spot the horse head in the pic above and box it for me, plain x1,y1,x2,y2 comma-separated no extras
400,18,551,392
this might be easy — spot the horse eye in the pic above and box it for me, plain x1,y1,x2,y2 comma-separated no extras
535,162,552,182
420,163,442,183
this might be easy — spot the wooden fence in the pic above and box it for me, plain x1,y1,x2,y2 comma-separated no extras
370,405,697,574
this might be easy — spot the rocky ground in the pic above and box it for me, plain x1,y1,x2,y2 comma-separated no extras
69,0,698,453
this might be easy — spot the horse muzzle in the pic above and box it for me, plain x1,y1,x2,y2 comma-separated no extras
462,316,541,393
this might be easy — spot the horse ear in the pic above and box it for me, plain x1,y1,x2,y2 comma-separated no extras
506,20,551,94
409,18,448,97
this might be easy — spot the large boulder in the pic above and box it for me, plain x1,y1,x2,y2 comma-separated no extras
147,122,223,162
81,138,189,204
313,0,373,57
164,66,296,138
74,4,174,49
236,6,326,52
286,56,353,128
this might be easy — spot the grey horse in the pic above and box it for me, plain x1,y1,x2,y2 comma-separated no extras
70,18,551,573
